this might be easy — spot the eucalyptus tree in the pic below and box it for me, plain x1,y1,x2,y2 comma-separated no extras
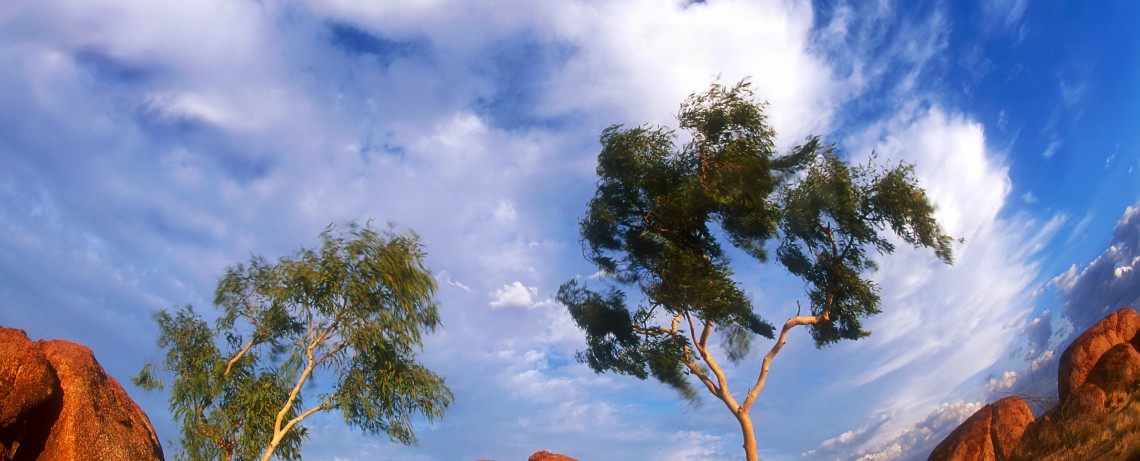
136,223,453,461
557,80,955,461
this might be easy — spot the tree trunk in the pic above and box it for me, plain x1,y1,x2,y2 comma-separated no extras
259,432,284,461
736,410,758,461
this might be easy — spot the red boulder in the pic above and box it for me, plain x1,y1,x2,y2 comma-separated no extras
1085,342,1140,409
0,328,63,460
0,327,164,461
928,396,1033,461
529,450,579,461
1057,308,1140,403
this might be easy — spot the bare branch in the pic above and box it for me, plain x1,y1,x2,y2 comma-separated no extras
222,339,255,380
693,319,737,409
280,392,337,438
741,310,825,412
698,317,713,349
682,345,719,396
685,313,700,350
632,326,672,336
270,331,323,447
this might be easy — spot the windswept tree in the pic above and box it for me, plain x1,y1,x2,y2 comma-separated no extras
557,80,955,461
136,223,453,461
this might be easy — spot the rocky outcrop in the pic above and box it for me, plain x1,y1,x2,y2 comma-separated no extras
1085,343,1140,409
928,396,1034,461
529,450,578,461
0,327,164,461
1057,308,1140,403
929,307,1140,461
0,329,62,460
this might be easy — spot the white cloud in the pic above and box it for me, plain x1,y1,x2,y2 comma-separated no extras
444,276,471,293
983,0,1029,32
1049,264,1080,292
847,105,1011,238
815,105,1060,458
493,200,518,223
540,0,840,147
1031,350,1055,374
1052,204,1140,334
489,281,540,309
812,1,951,106
1023,309,1054,356
654,431,731,461
846,401,981,461
1066,209,1096,244
1060,80,1089,107
805,414,891,458
985,370,1019,395
1042,138,1063,159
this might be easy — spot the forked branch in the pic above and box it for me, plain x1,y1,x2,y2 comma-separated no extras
741,300,832,413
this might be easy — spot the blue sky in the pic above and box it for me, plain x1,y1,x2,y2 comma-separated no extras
2,1,1139,460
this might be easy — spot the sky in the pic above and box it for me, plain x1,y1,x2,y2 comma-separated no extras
1,0,1139,460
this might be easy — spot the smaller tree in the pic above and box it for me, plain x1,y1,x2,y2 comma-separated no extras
136,223,453,461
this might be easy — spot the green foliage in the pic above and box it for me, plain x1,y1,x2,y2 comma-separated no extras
557,280,697,398
136,223,453,461
777,154,955,345
558,79,954,398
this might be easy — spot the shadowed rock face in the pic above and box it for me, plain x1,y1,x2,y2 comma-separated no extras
0,327,164,461
928,396,1033,461
989,397,1035,459
1086,343,1140,409
0,328,62,461
1057,308,1140,404
929,308,1140,461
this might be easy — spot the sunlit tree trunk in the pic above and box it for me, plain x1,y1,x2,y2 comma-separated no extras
737,411,758,461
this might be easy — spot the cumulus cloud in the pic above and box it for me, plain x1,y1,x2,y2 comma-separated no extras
985,370,1020,395
1023,309,1054,357
819,401,982,461
540,0,841,145
1052,204,1140,334
1031,350,1056,373
804,414,891,459
489,281,542,309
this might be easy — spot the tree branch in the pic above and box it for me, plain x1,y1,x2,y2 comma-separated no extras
632,313,678,338
741,310,825,413
270,327,325,447
223,338,255,380
314,342,348,368
685,313,699,351
699,317,713,348
826,224,839,257
694,319,737,409
280,392,337,438
682,345,720,395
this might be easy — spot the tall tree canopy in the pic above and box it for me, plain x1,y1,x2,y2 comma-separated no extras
557,80,955,461
136,223,453,461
